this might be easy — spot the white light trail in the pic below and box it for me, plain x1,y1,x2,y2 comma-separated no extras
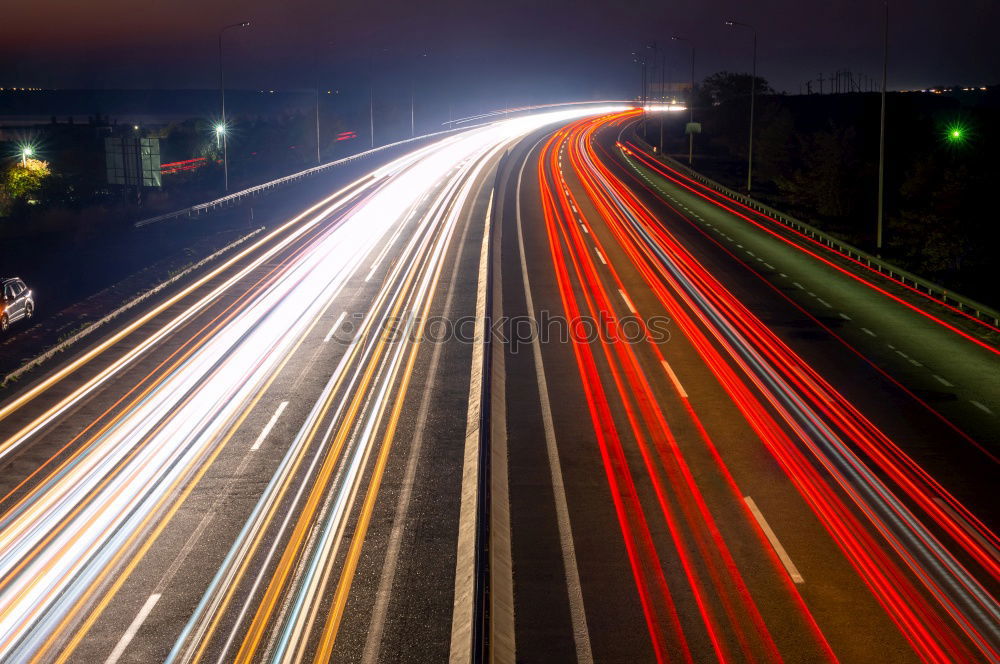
0,105,628,663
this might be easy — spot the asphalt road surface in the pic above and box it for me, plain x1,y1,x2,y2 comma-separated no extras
500,110,998,663
0,106,995,664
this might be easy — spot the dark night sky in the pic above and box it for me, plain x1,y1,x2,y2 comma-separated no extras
3,0,998,99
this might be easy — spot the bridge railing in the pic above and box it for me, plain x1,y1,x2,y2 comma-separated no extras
625,131,1000,330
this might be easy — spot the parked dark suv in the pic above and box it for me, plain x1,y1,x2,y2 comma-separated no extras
1,278,34,332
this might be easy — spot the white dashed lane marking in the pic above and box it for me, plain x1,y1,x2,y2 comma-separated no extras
618,289,638,314
970,400,993,415
933,374,954,387
251,401,289,451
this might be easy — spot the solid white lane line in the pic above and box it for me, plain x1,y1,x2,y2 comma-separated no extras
450,189,493,664
744,497,804,584
323,311,348,343
933,374,954,387
490,226,516,664
594,248,607,265
618,289,637,314
661,360,689,399
515,144,593,663
251,401,289,451
104,594,161,664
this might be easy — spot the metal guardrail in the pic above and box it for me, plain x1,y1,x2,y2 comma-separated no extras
135,127,469,228
625,131,1000,330
137,102,638,229
2,226,265,388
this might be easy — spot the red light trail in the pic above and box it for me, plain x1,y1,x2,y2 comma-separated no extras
536,111,999,662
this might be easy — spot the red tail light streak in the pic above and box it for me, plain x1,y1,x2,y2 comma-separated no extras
537,111,999,662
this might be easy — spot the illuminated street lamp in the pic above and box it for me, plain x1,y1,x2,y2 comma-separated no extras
19,145,34,166
725,19,757,192
214,121,227,149
219,20,251,192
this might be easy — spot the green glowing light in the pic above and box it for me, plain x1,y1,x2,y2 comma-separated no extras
944,121,970,145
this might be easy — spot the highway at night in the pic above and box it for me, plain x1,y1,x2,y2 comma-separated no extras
0,106,996,664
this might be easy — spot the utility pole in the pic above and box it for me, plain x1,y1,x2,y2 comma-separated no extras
659,51,666,153
725,20,757,191
877,0,888,253
818,72,824,94
218,21,250,193
688,45,695,164
671,35,695,164
315,87,321,164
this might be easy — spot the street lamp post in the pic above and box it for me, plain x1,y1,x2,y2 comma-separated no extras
316,87,322,165
659,50,666,153
876,0,888,253
725,20,757,192
632,51,648,136
218,20,250,193
672,36,696,164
